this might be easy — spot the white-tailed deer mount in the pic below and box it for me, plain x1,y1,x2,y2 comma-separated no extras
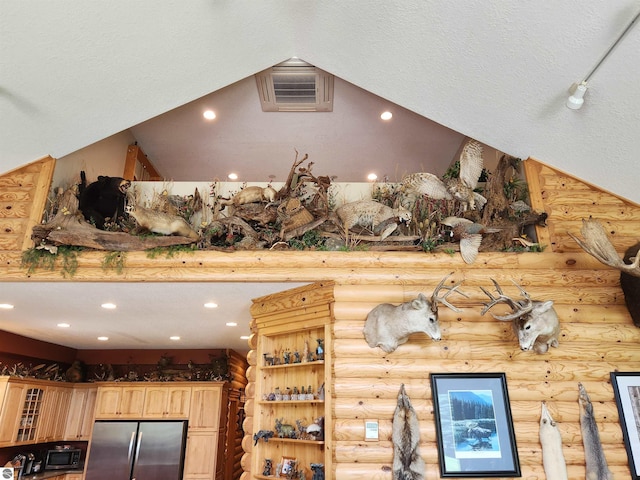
363,274,465,353
480,279,560,354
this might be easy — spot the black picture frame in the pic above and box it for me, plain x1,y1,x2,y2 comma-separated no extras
611,372,640,480
430,373,521,477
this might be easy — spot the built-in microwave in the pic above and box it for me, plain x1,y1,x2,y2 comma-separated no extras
43,447,82,470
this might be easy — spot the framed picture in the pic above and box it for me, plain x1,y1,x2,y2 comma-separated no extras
280,456,297,476
611,372,640,479
430,373,520,477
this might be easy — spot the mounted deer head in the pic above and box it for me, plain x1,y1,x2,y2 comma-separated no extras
480,279,560,354
363,273,466,353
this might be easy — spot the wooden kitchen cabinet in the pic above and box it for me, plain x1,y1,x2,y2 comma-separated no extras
94,385,145,418
0,381,27,445
0,377,77,446
183,431,220,479
64,474,83,480
183,383,228,480
143,385,191,418
188,385,225,429
37,385,72,442
64,384,97,440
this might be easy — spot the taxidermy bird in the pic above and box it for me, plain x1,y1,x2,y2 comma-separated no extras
402,139,486,211
442,216,500,264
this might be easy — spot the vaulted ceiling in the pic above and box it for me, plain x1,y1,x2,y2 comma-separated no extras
2,1,640,202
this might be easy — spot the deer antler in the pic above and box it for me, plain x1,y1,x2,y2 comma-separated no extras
480,279,533,321
569,218,640,277
430,272,468,313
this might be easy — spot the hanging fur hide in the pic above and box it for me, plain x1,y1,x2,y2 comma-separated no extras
392,384,425,480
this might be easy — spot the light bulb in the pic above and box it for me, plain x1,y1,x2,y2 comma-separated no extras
566,83,587,110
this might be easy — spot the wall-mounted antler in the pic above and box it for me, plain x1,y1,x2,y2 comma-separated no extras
568,217,640,277
430,273,467,314
480,279,559,354
480,278,532,321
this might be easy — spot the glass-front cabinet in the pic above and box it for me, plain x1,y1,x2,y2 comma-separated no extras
17,387,44,442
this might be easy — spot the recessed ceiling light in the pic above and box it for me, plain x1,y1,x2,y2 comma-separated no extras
228,173,238,180
381,111,393,120
203,110,216,120
101,303,117,309
204,302,218,309
97,336,109,341
240,335,250,340
226,322,237,327
57,323,70,328
169,336,181,341
0,304,14,309
367,173,378,181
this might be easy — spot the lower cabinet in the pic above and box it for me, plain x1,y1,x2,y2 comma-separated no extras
183,431,219,479
64,475,83,480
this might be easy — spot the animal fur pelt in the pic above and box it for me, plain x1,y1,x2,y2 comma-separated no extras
539,402,568,480
578,383,613,480
392,384,424,480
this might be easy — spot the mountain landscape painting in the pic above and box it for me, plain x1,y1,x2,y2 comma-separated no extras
448,389,501,458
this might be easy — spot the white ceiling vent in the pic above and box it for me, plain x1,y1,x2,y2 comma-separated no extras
255,58,334,112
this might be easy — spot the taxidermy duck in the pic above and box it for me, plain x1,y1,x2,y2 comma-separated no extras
402,139,486,211
442,216,500,264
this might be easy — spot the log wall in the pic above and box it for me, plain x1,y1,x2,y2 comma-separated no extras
0,156,54,252
524,157,640,253
1,157,640,479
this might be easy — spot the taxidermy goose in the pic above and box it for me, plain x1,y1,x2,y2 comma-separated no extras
402,139,486,212
442,216,500,264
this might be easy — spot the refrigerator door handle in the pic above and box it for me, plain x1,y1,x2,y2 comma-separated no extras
135,431,143,461
127,431,136,462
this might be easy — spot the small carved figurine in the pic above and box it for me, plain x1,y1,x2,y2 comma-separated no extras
263,458,273,476
311,463,325,480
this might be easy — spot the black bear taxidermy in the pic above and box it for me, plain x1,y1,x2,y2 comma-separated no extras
78,171,131,229
620,242,640,327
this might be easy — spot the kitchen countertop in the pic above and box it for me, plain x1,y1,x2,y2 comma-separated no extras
19,468,84,479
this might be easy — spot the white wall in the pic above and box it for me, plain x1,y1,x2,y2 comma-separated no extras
51,130,135,190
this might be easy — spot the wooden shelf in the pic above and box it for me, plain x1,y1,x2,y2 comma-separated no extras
257,400,324,405
264,437,324,445
261,360,324,370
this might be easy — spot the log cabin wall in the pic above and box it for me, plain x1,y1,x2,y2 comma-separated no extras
524,157,640,253
1,157,640,479
0,156,55,252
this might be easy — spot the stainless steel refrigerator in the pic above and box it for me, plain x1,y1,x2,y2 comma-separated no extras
85,420,187,480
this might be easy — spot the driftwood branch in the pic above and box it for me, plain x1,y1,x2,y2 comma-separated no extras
32,223,197,251
278,149,309,200
31,185,197,251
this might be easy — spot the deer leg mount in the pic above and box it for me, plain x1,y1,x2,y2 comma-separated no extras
392,384,424,480
539,402,568,480
363,274,465,353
